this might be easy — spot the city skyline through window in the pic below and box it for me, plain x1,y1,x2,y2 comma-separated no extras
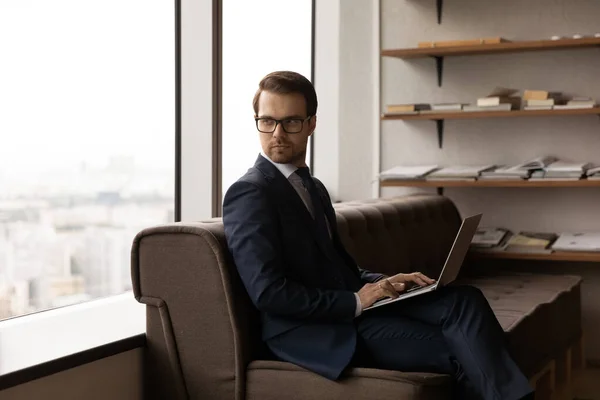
0,0,175,320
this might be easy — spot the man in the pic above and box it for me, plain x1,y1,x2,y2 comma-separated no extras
223,71,534,400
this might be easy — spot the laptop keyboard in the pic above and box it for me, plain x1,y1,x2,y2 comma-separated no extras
405,283,431,293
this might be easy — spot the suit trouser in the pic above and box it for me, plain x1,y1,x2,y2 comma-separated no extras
352,285,533,400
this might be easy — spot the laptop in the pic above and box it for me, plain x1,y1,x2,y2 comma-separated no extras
364,213,482,311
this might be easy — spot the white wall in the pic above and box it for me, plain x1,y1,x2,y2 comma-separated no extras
180,0,215,220
314,0,379,202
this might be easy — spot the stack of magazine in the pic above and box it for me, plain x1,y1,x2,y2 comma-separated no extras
585,166,600,180
471,228,513,252
379,165,439,180
530,161,594,181
470,229,600,254
552,233,600,252
479,156,557,180
470,229,558,254
425,165,496,181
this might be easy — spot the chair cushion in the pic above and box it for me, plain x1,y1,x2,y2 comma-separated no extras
463,273,582,376
246,360,452,400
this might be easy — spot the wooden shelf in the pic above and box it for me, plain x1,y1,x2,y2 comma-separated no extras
382,37,600,59
469,250,600,263
382,107,600,121
380,179,600,188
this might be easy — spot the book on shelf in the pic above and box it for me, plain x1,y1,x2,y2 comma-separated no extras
526,99,556,106
553,97,596,110
505,231,558,254
386,103,431,114
431,103,466,111
426,164,496,179
419,103,468,113
553,104,595,110
586,165,600,176
522,90,562,101
471,227,511,248
527,161,592,180
479,165,530,179
417,37,509,48
514,156,558,170
379,165,439,180
476,97,521,108
524,105,553,110
425,177,477,181
463,103,513,112
476,87,521,108
471,230,514,253
552,232,600,252
585,166,600,180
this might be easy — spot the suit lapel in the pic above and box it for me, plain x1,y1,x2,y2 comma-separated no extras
253,155,338,261
254,155,315,233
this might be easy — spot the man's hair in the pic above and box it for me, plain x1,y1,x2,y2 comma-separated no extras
253,71,317,117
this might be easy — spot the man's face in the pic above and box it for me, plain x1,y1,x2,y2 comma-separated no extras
256,91,316,167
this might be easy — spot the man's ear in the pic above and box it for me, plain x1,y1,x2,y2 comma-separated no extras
308,115,317,135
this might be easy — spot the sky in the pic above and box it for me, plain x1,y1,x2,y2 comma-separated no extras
0,0,175,176
0,0,312,194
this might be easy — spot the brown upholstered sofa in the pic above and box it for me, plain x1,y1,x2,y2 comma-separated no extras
131,194,582,400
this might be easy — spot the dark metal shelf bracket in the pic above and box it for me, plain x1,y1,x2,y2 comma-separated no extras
434,56,444,87
435,119,444,148
437,0,443,24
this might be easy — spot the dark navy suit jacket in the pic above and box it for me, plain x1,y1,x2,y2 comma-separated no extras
223,155,384,379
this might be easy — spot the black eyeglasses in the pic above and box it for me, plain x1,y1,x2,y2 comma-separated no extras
255,116,312,134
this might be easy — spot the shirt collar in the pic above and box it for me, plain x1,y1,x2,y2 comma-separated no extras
260,152,299,179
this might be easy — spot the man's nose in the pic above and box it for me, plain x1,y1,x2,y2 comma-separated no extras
272,123,287,138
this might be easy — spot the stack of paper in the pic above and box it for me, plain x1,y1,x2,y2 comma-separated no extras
586,166,600,180
479,166,530,180
471,227,511,248
379,165,439,180
554,97,596,110
426,165,496,181
505,231,558,254
529,161,592,181
552,232,600,252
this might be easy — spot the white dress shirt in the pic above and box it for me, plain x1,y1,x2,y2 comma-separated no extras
259,153,363,317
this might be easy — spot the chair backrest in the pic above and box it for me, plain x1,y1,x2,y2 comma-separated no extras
334,195,462,279
131,194,461,400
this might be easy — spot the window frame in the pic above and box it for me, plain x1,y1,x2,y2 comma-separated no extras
0,0,317,388
0,0,184,387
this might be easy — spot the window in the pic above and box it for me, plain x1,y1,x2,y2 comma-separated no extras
222,0,313,196
0,0,175,320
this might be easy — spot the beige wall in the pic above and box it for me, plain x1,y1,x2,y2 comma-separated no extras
379,0,600,360
314,0,379,202
0,349,142,400
327,0,600,359
380,0,600,236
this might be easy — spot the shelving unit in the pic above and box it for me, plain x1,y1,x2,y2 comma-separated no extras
379,5,600,265
382,37,600,86
382,108,600,147
380,179,600,195
381,107,600,121
380,180,600,188
469,250,600,263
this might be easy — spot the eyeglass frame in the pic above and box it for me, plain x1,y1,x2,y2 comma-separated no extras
254,115,313,134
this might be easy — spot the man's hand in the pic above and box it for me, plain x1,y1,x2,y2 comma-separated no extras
387,271,436,288
357,279,406,309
